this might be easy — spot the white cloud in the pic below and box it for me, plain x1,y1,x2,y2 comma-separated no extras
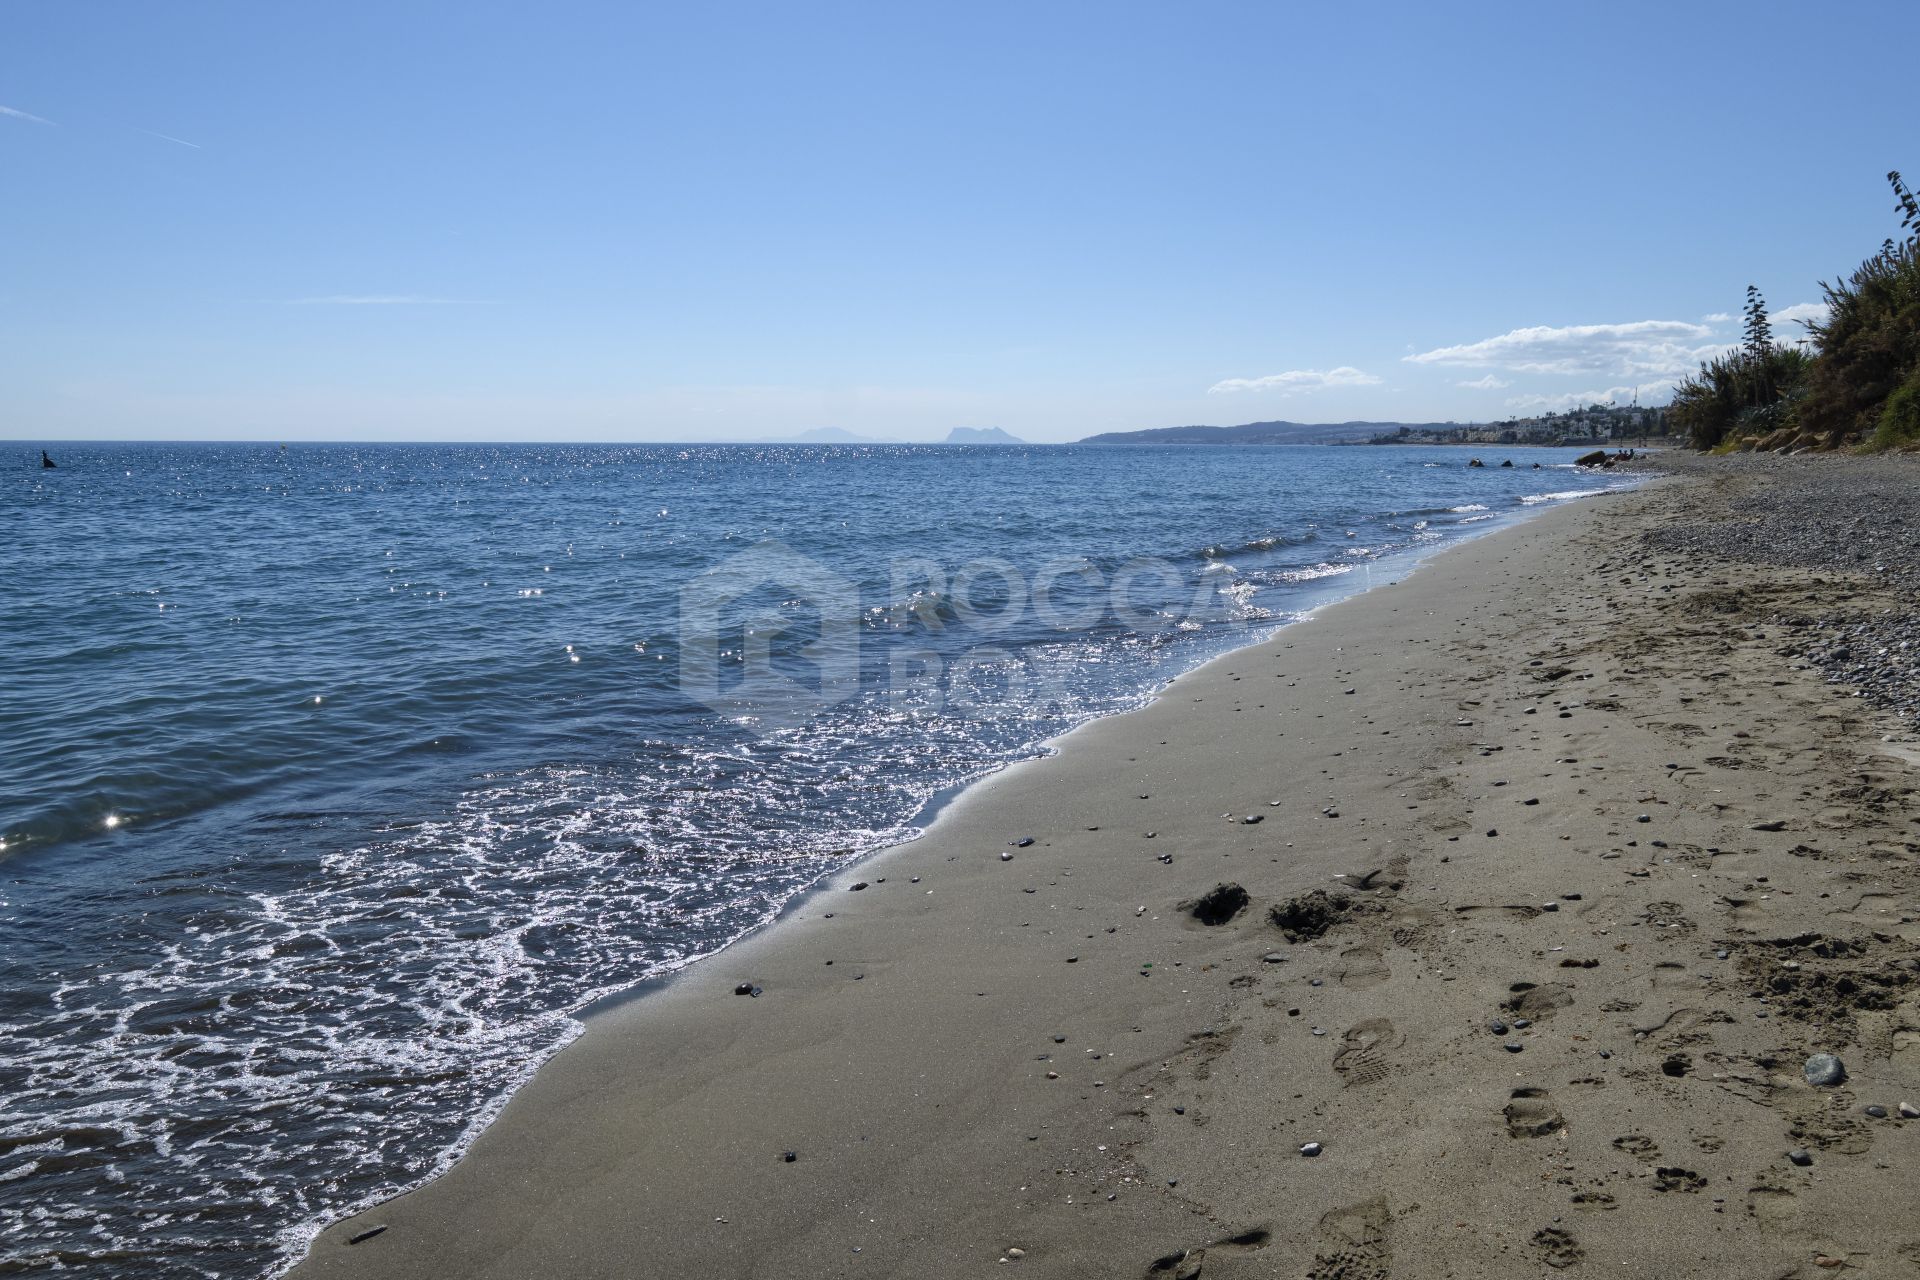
1457,374,1510,390
1207,366,1381,395
1701,312,1734,323
1771,301,1830,332
285,295,494,306
1404,320,1726,378
1504,380,1678,414
0,105,55,125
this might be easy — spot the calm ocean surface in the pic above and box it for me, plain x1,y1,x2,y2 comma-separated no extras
0,442,1631,1276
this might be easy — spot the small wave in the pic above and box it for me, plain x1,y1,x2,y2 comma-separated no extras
1275,563,1355,583
1196,531,1315,560
1519,488,1612,505
1449,504,1488,513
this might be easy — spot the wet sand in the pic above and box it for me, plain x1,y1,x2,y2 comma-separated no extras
294,468,1920,1279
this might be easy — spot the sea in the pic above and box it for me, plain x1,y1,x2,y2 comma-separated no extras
0,441,1635,1277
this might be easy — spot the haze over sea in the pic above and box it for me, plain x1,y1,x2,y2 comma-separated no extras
0,441,1628,1276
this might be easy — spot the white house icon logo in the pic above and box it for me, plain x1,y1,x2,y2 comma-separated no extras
678,541,860,732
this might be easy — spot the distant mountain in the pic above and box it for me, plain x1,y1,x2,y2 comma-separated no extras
756,427,906,444
1078,420,1458,446
941,426,1026,445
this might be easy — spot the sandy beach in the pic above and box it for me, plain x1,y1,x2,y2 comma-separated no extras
292,459,1920,1279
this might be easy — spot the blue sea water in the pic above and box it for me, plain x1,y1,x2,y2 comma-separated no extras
0,441,1633,1276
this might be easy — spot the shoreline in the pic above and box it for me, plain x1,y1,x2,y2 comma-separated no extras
294,463,1920,1278
268,472,1644,1261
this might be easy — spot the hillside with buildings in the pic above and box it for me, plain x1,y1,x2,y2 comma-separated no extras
1364,403,1669,446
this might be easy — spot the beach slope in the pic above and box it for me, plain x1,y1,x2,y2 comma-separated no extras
295,467,1920,1278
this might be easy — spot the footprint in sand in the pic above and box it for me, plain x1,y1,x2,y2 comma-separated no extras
1505,981,1574,1020
1630,1005,1730,1049
1146,1227,1270,1277
1306,1197,1391,1280
1652,1166,1706,1193
1611,1134,1660,1163
1333,1019,1400,1088
1784,1092,1874,1156
1531,1226,1584,1269
1648,962,1702,992
1452,903,1542,921
1746,1184,1801,1236
1640,901,1694,931
1504,1087,1566,1138
1338,947,1389,989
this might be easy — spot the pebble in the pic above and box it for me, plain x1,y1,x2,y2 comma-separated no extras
1488,1019,1509,1035
1300,1142,1323,1157
1263,952,1289,964
733,983,761,997
1636,814,1652,823
1504,1041,1524,1054
1541,902,1558,912
1241,814,1263,824
782,1151,797,1162
848,881,868,891
1715,949,1730,960
1012,837,1034,847
1866,1105,1889,1119
1006,1247,1025,1259
999,851,1014,862
1903,1103,1920,1120
1804,1054,1848,1087
1511,1018,1532,1029
1788,1148,1813,1167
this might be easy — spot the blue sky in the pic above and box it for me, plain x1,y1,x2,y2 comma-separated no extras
4,1,1917,442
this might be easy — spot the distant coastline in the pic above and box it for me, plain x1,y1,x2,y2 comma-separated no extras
1078,403,1667,448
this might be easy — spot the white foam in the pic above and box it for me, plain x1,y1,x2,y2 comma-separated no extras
1519,487,1612,505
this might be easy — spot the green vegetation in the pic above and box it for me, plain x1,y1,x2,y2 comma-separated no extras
1802,172,1920,450
1677,170,1920,452
1668,284,1813,451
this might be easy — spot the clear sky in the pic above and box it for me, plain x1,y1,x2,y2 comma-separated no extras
5,1,1917,443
